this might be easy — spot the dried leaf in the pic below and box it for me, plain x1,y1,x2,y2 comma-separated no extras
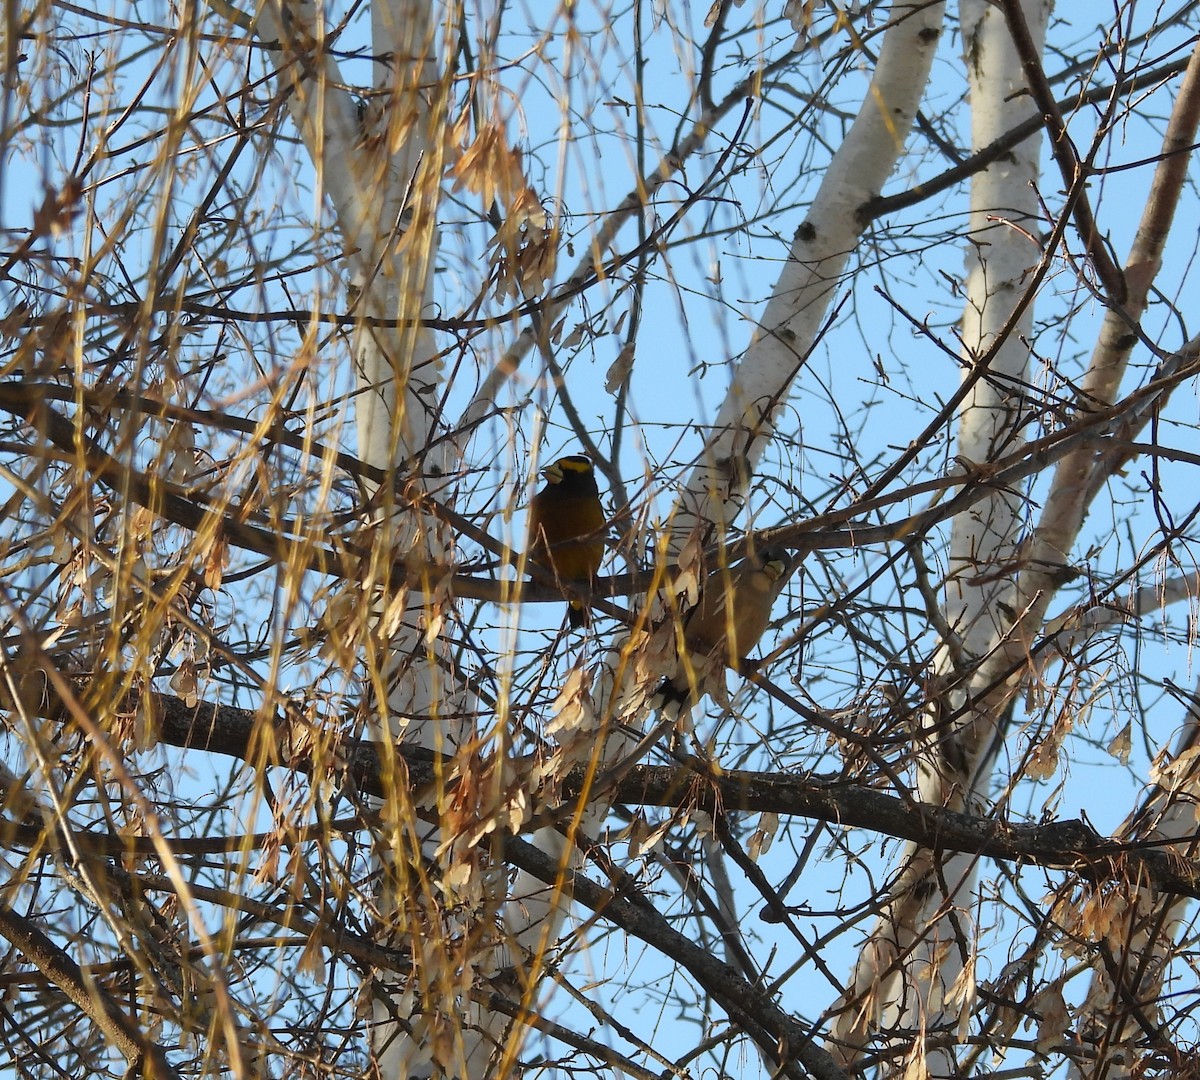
131,505,156,540
747,812,779,861
546,665,597,740
900,1036,929,1080
448,123,526,208
561,322,587,349
51,530,74,565
296,932,327,984
1028,979,1070,1056
203,536,229,591
945,960,977,1043
31,178,83,238
169,659,199,709
424,608,445,645
162,421,196,482
253,830,282,886
783,0,818,50
605,342,635,394
1149,743,1200,790
1106,722,1132,764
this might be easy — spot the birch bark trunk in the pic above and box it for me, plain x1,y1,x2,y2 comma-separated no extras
828,1,1051,1071
249,2,501,1074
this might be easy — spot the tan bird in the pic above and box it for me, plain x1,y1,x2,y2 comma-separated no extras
659,545,793,712
527,454,607,628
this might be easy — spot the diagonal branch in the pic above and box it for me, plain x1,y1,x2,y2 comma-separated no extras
998,0,1126,302
41,688,1193,902
862,55,1194,221
0,901,181,1078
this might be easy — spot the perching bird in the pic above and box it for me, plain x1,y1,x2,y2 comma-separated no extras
659,545,793,712
527,454,606,628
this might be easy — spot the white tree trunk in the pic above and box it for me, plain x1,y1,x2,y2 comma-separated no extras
252,2,498,1075
595,0,948,772
1062,708,1200,1080
668,0,948,555
1055,36,1200,1076
829,1,1051,1072
504,7,952,1071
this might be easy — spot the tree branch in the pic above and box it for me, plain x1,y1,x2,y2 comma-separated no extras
0,901,181,1078
997,0,1126,301
124,691,1200,901
862,55,1192,221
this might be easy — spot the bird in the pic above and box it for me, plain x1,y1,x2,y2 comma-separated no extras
658,544,793,713
527,454,607,628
